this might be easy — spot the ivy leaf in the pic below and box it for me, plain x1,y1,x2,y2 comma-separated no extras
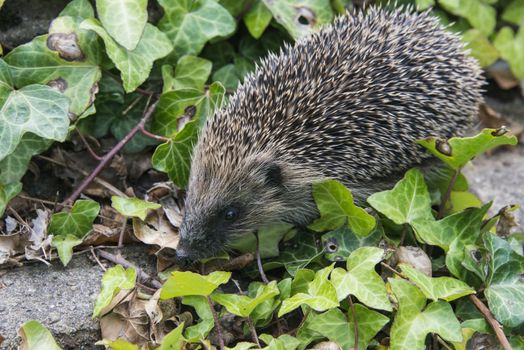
483,233,524,327
48,199,100,238
0,83,69,161
225,343,257,350
330,247,392,311
4,16,102,117
278,265,339,316
368,169,433,225
92,265,137,317
0,133,52,185
158,322,185,350
152,120,198,189
51,234,83,266
229,223,293,259
321,221,383,262
111,196,161,221
212,281,279,318
494,27,524,80
158,0,236,57
261,0,333,39
244,0,273,39
80,19,173,92
160,271,231,299
96,0,147,51
162,55,212,92
389,279,463,350
502,0,524,26
212,64,242,90
439,0,496,36
462,29,500,68
96,339,138,350
309,180,376,237
306,304,389,350
0,182,22,216
59,0,94,18
399,264,475,302
417,128,518,170
258,334,301,350
19,320,62,350
182,296,214,342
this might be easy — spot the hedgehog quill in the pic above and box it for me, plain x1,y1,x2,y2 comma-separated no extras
176,8,483,260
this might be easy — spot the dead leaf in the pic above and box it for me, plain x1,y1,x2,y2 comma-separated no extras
395,246,432,277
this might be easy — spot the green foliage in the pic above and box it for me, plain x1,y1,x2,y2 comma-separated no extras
160,271,231,299
92,265,137,318
19,320,63,350
111,196,161,220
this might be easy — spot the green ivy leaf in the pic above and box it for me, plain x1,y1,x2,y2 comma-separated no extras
321,223,383,262
111,196,161,220
368,169,433,225
330,247,392,311
306,304,389,350
389,279,463,350
261,0,333,39
96,0,147,51
484,233,524,327
158,322,185,350
51,234,83,266
5,16,102,117
0,133,52,185
244,0,273,39
59,0,94,18
48,199,100,238
212,64,242,90
0,81,69,161
399,264,475,302
211,281,280,317
494,27,524,80
309,180,376,237
417,128,518,170
225,343,257,350
19,320,62,350
158,0,236,57
259,334,301,350
80,19,173,92
0,182,22,216
160,271,231,299
92,265,137,317
152,121,198,189
182,296,214,342
502,0,524,26
229,223,294,259
439,0,496,36
162,55,212,92
462,29,500,67
278,265,339,316
415,0,435,10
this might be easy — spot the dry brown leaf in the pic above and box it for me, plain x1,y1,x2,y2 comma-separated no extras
395,246,432,277
132,211,179,250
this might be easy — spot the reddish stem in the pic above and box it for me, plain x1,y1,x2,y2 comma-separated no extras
63,100,159,206
469,295,512,350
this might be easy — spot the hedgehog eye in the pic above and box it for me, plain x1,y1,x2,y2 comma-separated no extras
224,207,238,221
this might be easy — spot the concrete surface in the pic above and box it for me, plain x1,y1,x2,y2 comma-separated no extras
0,246,155,350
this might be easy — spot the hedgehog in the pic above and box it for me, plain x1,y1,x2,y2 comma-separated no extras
175,7,483,260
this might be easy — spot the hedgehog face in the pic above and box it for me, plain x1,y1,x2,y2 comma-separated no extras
177,156,289,260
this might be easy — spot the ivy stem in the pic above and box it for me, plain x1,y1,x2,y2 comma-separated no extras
469,295,512,350
255,231,269,284
207,296,225,350
247,316,261,348
139,124,170,142
63,99,159,206
348,296,359,350
437,168,460,219
75,128,103,160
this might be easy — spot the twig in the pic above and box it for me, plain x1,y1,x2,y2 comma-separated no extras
247,316,261,348
438,169,460,219
436,335,453,350
36,155,127,198
117,218,127,252
76,128,103,160
207,296,225,350
139,124,170,142
97,249,163,289
469,295,512,350
380,262,403,277
122,95,145,115
63,99,159,206
90,247,106,271
255,231,269,284
348,296,359,350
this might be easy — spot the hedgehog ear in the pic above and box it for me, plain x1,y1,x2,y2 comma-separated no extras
264,163,283,187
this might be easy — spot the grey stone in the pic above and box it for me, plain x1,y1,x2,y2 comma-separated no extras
463,145,524,227
0,245,155,350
